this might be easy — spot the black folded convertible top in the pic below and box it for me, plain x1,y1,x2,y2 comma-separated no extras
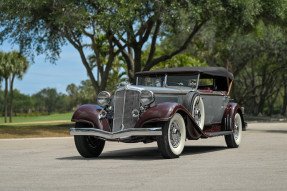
136,67,234,80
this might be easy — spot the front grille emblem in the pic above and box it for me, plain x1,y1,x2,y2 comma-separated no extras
132,109,140,118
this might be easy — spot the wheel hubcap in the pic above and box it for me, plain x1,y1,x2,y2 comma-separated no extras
170,120,181,148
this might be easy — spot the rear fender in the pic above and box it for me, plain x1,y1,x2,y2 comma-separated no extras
222,103,246,131
71,104,110,131
135,102,207,139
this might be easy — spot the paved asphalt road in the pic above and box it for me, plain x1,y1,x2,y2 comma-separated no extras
0,122,286,191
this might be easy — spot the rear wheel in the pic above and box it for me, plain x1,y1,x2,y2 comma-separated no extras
225,113,242,148
157,113,186,159
74,135,105,158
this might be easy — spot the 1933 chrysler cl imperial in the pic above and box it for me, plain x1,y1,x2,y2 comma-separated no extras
70,67,247,159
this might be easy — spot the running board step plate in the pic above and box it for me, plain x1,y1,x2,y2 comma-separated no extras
205,131,233,137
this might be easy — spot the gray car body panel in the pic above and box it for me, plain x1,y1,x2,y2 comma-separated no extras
131,85,229,125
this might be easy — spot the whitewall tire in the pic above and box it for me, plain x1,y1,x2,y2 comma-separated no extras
192,96,205,130
157,113,186,159
225,113,243,148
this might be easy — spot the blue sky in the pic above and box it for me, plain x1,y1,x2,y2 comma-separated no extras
1,41,90,95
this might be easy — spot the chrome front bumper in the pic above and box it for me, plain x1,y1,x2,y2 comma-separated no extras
70,127,162,139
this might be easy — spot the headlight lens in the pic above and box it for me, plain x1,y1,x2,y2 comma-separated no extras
140,90,154,106
97,91,110,107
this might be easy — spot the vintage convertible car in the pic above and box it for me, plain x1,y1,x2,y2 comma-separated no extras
70,67,246,159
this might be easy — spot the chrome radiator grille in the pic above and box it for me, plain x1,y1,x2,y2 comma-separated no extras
113,89,140,132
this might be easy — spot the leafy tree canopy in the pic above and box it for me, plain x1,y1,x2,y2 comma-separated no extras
1,0,286,93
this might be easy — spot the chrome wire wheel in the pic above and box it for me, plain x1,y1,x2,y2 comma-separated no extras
192,96,205,130
169,120,181,148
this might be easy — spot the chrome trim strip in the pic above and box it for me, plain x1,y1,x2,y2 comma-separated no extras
121,89,127,130
70,127,162,139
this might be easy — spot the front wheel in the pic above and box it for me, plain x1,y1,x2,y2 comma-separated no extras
74,135,105,158
157,113,186,159
225,113,243,148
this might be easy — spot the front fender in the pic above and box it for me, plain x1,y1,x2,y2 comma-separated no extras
71,104,110,131
135,102,206,139
134,102,179,128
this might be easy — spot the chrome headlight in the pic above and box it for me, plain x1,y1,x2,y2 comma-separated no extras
140,90,154,106
97,91,110,107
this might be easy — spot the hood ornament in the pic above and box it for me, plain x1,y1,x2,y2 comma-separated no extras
117,78,131,89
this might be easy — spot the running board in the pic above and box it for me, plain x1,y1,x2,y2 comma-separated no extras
205,131,233,137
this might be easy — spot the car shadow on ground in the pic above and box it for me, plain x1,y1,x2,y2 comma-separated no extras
57,145,227,161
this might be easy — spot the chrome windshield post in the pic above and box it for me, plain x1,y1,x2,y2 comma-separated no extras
164,74,167,87
195,74,200,90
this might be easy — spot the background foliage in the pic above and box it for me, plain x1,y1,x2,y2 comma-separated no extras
1,0,287,119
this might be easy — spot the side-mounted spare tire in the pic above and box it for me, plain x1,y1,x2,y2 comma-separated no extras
183,92,205,130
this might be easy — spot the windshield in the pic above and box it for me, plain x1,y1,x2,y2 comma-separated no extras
137,75,165,87
167,75,198,88
137,74,199,88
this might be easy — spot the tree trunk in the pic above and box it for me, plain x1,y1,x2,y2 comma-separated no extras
77,48,100,93
133,46,142,84
9,75,15,123
4,78,8,123
64,34,101,94
143,21,206,71
0,86,1,124
251,63,257,115
282,75,287,116
122,48,135,82
267,89,280,116
267,99,273,116
257,99,265,115
100,55,115,91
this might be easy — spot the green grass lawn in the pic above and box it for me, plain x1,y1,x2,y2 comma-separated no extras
0,113,75,138
0,122,74,139
1,112,73,123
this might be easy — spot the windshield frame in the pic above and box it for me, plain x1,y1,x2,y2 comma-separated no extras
136,73,200,89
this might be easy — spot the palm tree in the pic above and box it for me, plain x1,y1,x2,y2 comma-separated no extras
0,51,29,123
0,52,12,123
9,51,29,122
0,52,4,122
